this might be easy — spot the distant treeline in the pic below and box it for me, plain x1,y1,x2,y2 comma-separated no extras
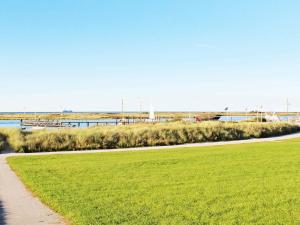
0,121,299,153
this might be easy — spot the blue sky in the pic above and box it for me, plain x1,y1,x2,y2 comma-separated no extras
0,0,300,112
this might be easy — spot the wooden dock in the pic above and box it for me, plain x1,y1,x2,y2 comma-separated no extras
20,119,144,128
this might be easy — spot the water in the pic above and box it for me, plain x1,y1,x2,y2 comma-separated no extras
0,118,148,129
219,116,256,121
219,115,299,122
0,120,21,128
0,119,123,129
0,116,298,128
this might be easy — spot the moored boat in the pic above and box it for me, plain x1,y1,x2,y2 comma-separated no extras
21,120,67,128
195,115,221,122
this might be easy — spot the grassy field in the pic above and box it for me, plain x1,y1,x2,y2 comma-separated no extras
8,139,300,225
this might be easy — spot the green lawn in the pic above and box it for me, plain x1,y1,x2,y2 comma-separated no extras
7,139,300,225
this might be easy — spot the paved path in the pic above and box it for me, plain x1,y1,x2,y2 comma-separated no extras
0,150,65,225
1,132,300,225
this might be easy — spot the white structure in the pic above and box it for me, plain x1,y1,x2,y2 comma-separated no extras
149,105,155,121
264,113,280,122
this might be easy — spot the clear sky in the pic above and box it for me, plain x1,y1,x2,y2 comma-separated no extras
1,0,300,112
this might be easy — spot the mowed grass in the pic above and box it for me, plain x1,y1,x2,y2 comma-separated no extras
7,139,300,225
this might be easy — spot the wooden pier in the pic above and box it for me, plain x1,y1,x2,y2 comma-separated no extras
20,119,145,128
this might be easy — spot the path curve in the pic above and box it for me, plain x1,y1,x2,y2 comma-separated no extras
0,151,65,225
1,131,300,225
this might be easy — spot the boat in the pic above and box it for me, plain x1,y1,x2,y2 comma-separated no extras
21,120,70,128
195,115,221,122
145,105,156,122
31,126,47,130
149,105,155,121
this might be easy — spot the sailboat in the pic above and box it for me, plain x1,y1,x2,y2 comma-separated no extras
149,105,155,120
146,105,156,122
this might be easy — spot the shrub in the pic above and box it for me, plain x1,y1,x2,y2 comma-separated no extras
1,122,300,153
0,133,5,151
0,128,26,152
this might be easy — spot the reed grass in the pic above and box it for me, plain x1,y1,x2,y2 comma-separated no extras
0,112,218,120
1,122,299,153
0,128,26,152
0,112,298,120
0,133,5,151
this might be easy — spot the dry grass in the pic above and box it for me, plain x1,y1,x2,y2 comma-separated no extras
0,112,220,120
1,121,299,153
0,112,298,120
0,133,5,151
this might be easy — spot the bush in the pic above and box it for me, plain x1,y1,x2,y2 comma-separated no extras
0,133,5,151
1,122,299,153
0,128,26,152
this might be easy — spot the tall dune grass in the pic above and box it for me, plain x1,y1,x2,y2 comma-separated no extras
0,128,26,152
0,122,299,153
0,133,6,151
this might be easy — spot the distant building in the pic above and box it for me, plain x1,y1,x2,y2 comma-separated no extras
62,110,73,113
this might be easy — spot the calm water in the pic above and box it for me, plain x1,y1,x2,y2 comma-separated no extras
0,120,21,128
0,116,297,128
219,115,298,121
0,119,121,128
